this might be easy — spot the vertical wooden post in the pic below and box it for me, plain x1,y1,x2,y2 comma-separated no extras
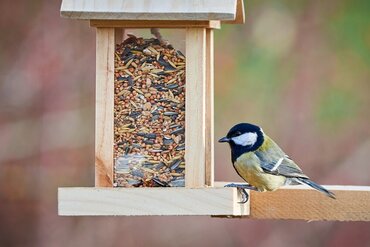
185,28,206,188
205,29,214,187
95,28,115,187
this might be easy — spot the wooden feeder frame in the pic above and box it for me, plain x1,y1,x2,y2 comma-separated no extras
58,0,370,221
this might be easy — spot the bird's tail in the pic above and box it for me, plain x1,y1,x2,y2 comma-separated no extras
296,178,336,199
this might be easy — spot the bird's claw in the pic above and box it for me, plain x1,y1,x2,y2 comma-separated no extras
224,183,252,203
237,188,249,204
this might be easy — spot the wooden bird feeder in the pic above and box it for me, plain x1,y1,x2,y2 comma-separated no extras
58,0,248,216
58,0,370,221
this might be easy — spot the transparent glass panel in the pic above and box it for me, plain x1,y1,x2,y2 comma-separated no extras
114,28,186,187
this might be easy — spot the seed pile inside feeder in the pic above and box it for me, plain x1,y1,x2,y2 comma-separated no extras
114,35,185,187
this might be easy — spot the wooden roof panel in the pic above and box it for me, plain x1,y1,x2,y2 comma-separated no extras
61,0,244,23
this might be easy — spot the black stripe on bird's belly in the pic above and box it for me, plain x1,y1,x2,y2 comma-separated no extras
231,145,251,163
230,133,264,163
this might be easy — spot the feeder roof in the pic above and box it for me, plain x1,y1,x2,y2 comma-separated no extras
60,0,245,24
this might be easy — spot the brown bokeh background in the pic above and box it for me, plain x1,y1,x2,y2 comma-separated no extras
1,0,370,246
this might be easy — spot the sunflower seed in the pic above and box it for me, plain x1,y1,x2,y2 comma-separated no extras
170,159,181,170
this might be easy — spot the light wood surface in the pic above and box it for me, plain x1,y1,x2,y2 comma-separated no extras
61,0,237,21
90,20,221,29
224,0,245,24
185,28,206,188
235,0,246,24
58,187,249,216
58,184,370,220
205,29,214,187
95,28,115,187
249,185,370,221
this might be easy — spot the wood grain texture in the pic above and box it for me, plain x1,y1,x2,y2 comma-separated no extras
214,183,370,221
205,29,214,187
224,0,245,24
58,187,249,216
61,0,236,21
95,28,115,187
114,28,124,44
90,20,221,29
185,28,206,188
58,184,370,220
250,185,370,221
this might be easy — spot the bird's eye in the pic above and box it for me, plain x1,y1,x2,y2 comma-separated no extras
232,131,242,137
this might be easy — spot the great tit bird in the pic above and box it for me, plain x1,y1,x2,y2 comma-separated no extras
219,123,335,203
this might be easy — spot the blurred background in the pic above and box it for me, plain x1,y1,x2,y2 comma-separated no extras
0,0,370,246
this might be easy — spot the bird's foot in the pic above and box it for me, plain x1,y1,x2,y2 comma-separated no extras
224,183,258,203
224,183,258,190
237,188,249,204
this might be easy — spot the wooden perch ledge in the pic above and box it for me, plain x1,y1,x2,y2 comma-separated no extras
244,185,370,221
58,184,370,221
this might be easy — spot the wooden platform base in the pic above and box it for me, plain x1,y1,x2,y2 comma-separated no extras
58,183,370,221
58,186,249,216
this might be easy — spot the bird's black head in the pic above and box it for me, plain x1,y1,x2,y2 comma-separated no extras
218,123,264,163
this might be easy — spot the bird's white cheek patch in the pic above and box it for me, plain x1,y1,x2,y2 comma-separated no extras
232,132,258,146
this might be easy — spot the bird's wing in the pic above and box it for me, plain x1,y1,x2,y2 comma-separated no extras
260,157,309,179
254,135,309,179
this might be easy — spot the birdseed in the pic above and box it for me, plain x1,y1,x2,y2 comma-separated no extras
114,35,185,187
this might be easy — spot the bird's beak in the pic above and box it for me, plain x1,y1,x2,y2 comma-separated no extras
218,136,230,143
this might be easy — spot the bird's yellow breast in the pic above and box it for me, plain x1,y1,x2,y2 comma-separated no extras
234,152,286,192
